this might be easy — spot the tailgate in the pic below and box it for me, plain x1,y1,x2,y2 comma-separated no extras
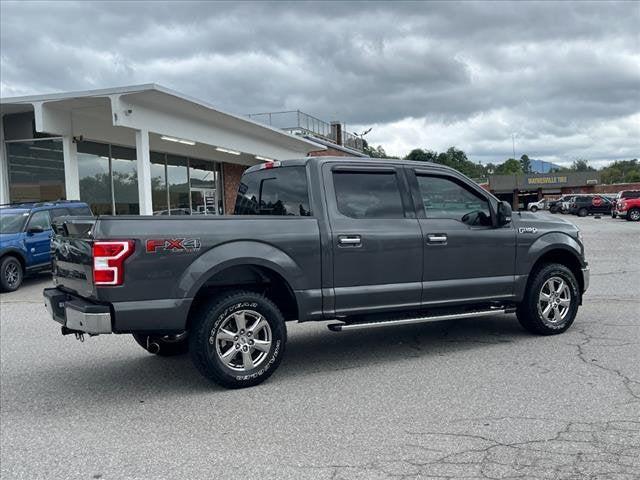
51,216,96,298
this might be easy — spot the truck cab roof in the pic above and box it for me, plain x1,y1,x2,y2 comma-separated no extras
244,156,455,174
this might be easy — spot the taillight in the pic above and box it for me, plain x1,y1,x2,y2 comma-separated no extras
93,241,135,286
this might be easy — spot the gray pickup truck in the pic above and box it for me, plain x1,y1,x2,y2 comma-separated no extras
44,157,589,388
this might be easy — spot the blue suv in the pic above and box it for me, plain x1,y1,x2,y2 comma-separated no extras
0,201,92,292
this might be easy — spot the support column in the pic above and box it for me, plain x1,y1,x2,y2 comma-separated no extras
135,129,153,215
512,189,519,211
0,115,10,204
62,135,80,200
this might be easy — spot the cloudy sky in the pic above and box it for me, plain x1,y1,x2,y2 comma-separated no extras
1,1,638,166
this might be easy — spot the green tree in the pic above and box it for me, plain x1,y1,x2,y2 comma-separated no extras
405,148,438,162
405,147,487,179
520,154,532,173
362,139,395,158
600,159,640,184
571,159,596,172
494,158,523,175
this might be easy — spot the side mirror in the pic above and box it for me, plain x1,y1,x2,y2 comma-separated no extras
497,201,512,226
27,225,45,235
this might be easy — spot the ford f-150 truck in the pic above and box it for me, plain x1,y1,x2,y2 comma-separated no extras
44,157,589,388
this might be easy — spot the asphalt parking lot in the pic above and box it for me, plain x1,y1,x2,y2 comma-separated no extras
1,214,639,480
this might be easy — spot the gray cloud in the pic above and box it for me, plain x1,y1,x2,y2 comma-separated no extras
1,0,638,163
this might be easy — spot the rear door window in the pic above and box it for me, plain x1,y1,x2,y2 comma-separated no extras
50,208,71,222
27,210,52,230
332,171,405,219
234,166,311,216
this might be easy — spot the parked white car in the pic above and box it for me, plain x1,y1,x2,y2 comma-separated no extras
527,199,546,212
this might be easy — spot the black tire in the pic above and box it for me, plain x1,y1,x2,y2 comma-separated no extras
516,263,580,335
132,333,189,356
549,206,558,214
0,256,23,292
189,290,287,389
577,208,588,217
627,208,640,222
530,206,538,212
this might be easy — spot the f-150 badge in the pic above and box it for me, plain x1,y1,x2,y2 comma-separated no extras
146,238,202,253
518,227,538,234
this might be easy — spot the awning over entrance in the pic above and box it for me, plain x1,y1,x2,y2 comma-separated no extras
0,84,325,212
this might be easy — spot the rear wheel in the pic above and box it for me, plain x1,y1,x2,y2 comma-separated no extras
133,332,189,356
627,208,640,222
516,263,579,335
577,208,588,217
0,256,23,292
189,290,287,388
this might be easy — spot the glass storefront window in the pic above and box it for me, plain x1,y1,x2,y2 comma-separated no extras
167,154,190,215
150,152,167,214
6,135,224,216
6,139,65,202
78,141,112,215
189,158,221,214
111,145,139,215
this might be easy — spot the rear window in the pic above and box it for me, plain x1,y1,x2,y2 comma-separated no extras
621,191,640,199
234,166,312,216
69,206,92,215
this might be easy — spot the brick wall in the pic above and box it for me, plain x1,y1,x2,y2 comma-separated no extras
594,183,640,193
308,147,353,157
222,163,247,214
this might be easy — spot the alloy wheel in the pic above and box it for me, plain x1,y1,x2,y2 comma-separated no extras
212,310,272,371
5,263,19,288
537,276,571,324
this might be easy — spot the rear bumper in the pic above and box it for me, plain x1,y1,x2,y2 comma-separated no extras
43,287,191,334
43,288,112,334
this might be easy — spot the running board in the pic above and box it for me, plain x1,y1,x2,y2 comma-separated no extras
327,308,514,332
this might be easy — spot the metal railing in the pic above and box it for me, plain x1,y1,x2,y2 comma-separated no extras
247,110,364,152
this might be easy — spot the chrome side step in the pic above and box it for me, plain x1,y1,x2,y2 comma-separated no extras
327,308,511,332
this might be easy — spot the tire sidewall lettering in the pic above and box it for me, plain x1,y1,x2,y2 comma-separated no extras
206,299,281,382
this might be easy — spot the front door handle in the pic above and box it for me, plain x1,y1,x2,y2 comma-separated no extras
338,235,362,246
427,234,448,244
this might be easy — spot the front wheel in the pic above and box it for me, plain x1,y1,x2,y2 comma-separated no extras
133,332,189,356
516,263,580,335
189,291,287,389
530,206,538,212
0,256,23,292
627,208,640,222
577,208,588,217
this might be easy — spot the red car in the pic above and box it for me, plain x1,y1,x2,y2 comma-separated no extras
615,192,640,221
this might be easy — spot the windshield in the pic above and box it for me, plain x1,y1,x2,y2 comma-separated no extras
0,211,29,234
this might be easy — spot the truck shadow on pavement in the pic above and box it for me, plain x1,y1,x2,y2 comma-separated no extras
20,315,529,404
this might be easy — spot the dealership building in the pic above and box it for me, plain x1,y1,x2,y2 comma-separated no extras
0,84,365,215
486,171,606,210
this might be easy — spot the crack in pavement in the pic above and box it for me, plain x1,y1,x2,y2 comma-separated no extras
294,420,640,480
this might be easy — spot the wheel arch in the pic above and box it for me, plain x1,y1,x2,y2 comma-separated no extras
520,245,585,306
0,249,26,270
186,263,299,331
180,241,306,330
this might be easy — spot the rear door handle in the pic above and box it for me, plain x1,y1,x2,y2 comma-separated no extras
338,235,362,246
427,234,448,244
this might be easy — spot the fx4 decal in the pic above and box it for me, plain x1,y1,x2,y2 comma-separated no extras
518,227,538,234
146,238,202,253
